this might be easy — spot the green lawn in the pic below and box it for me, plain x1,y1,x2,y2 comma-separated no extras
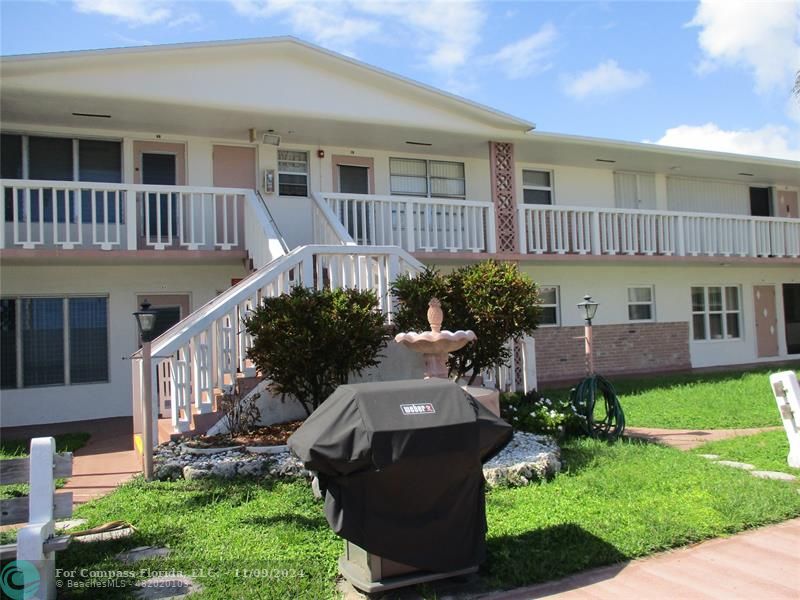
42,438,800,598
0,432,90,459
0,432,90,499
541,367,798,430
692,430,800,474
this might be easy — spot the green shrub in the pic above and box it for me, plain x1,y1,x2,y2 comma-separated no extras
501,390,584,438
244,286,389,416
391,261,540,384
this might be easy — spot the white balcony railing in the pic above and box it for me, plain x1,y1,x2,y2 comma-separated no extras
317,192,496,254
0,180,280,257
519,205,800,259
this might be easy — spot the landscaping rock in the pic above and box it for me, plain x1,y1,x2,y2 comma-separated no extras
155,461,184,481
182,465,212,480
135,575,201,599
716,460,756,470
117,546,171,564
750,470,797,481
699,454,720,460
483,432,560,487
210,460,239,479
237,459,268,477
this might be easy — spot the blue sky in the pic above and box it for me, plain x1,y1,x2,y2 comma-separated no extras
1,0,798,159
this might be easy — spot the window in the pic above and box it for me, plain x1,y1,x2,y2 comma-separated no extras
277,150,309,196
627,286,654,321
389,158,466,198
522,170,553,205
539,286,560,326
691,286,741,341
0,296,108,388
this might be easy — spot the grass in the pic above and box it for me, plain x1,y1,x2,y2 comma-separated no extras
0,432,90,459
0,432,90,499
38,437,800,598
541,366,798,430
692,430,800,474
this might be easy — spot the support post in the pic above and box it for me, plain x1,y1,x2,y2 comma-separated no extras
142,341,154,480
584,323,594,376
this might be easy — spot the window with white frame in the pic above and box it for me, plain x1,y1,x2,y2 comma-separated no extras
627,286,655,321
522,169,553,205
0,296,108,389
389,158,465,198
277,150,309,197
539,286,560,326
691,286,741,341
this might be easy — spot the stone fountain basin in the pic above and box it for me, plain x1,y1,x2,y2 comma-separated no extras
394,331,476,354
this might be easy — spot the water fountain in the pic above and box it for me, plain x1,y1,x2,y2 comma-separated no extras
394,298,500,416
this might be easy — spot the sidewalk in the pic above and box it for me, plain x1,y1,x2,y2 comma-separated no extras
489,518,800,599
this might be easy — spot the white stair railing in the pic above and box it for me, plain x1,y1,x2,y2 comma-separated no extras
519,204,800,259
133,244,425,435
317,192,495,253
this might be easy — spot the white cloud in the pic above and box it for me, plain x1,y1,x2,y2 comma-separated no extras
229,0,380,51
563,59,648,99
647,122,800,160
73,0,182,26
229,0,485,73
483,23,557,80
688,0,800,93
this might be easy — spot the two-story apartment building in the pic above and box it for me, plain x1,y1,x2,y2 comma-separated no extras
1,37,798,432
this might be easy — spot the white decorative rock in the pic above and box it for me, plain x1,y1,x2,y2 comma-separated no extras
211,461,239,479
699,454,720,460
716,460,756,470
750,470,798,481
483,432,561,487
182,465,212,480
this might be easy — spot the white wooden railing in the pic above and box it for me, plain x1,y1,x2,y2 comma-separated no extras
133,244,425,434
317,192,496,253
0,180,284,261
519,204,800,259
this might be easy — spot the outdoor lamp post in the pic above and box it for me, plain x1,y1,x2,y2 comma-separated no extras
577,295,599,375
133,300,158,480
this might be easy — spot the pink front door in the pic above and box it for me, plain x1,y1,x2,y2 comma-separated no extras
777,190,799,218
753,286,779,358
213,145,257,188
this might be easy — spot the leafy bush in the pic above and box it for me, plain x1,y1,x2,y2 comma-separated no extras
501,390,584,438
244,286,389,416
392,261,540,384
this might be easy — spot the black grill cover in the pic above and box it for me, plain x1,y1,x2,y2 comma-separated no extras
288,379,512,572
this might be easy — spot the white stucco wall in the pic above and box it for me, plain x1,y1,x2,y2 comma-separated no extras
0,263,247,427
515,262,800,371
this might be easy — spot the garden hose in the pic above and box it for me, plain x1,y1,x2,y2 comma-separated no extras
570,375,626,441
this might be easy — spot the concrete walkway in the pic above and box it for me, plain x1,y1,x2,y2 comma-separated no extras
626,426,782,450
489,518,800,600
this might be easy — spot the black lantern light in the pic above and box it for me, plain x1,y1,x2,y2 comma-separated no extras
577,294,599,325
133,300,158,343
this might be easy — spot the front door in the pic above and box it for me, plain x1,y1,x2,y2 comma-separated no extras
753,286,779,357
783,284,800,355
137,294,191,416
212,145,254,248
133,141,186,248
777,190,799,218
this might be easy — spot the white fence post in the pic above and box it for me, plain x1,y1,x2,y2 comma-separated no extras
769,371,800,468
17,437,57,600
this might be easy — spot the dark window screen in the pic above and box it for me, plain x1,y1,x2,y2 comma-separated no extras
3,134,23,222
1,299,17,389
750,187,771,216
69,297,108,383
21,297,64,387
28,136,73,181
142,153,176,185
79,140,121,183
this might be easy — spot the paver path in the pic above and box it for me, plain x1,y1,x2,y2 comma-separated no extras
488,518,800,600
625,426,781,450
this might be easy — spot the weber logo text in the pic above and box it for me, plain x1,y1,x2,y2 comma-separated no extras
400,403,436,415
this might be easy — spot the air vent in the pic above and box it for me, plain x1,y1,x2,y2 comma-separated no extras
71,112,111,118
262,133,281,146
595,158,616,163
738,172,754,177
405,141,432,146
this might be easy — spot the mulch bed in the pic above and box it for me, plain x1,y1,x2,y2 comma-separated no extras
187,420,305,449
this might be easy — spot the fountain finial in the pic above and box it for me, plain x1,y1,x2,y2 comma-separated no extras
427,298,443,333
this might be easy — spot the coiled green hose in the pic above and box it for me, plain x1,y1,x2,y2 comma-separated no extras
570,375,626,441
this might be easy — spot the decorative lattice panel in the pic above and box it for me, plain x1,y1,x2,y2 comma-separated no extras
489,141,518,253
